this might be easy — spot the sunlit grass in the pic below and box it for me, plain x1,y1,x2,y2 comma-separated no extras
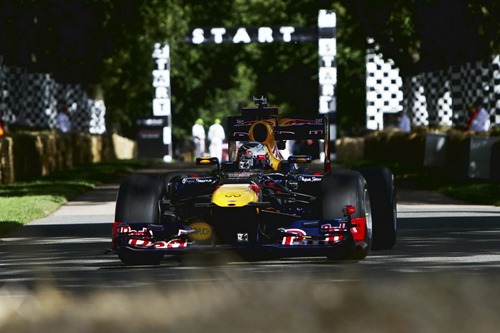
340,160,500,206
390,164,499,206
0,195,64,224
437,183,500,206
0,159,150,236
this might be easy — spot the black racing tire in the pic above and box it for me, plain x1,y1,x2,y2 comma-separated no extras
357,166,397,250
115,174,165,223
321,171,372,260
115,174,166,265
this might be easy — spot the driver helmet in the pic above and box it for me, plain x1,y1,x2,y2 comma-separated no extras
237,142,272,171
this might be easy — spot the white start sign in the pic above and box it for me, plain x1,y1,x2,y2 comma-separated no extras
152,43,171,117
152,43,173,162
190,26,299,44
318,10,336,114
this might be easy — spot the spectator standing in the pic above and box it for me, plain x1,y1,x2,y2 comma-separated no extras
57,105,71,133
192,118,206,159
397,111,411,132
468,99,490,132
208,118,225,161
464,103,477,131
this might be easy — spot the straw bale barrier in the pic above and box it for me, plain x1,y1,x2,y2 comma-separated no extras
0,132,136,184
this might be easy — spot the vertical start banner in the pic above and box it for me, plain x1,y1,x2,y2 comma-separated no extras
317,10,337,159
150,43,172,161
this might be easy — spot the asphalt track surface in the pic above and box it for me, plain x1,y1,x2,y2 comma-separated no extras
1,166,500,294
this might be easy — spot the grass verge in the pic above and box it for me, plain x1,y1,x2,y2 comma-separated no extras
340,160,500,206
0,159,151,236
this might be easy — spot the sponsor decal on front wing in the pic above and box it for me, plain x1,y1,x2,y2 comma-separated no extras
281,228,345,246
119,226,191,249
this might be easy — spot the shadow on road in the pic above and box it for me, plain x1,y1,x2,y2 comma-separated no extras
3,222,112,238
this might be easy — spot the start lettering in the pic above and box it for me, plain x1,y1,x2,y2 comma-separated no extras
191,26,296,44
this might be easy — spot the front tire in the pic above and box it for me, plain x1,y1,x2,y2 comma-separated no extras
321,171,372,260
115,174,165,265
115,174,165,224
357,166,397,250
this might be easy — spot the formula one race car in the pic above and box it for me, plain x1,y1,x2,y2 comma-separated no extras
110,97,397,265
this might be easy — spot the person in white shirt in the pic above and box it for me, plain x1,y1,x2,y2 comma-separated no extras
469,99,490,132
192,118,206,159
208,118,225,161
57,106,71,133
397,111,411,132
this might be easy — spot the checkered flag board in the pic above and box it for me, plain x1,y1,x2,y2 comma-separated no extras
4,67,28,125
404,70,453,127
0,58,106,134
366,49,403,130
20,73,57,128
451,57,499,127
367,50,499,129
493,56,500,126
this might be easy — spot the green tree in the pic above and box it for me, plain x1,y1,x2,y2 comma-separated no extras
2,0,496,143
99,0,190,137
347,0,499,75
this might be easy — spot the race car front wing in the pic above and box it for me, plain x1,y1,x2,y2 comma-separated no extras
110,214,368,259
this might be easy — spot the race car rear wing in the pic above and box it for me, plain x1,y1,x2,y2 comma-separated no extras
227,114,327,141
226,111,331,172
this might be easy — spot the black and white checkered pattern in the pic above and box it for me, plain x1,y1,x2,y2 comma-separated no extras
0,56,7,123
450,57,499,127
404,70,453,127
0,59,106,134
493,55,500,125
2,50,498,134
366,49,403,130
2,66,28,125
367,52,499,129
403,75,427,126
20,73,56,128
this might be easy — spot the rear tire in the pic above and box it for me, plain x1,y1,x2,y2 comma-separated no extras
115,174,165,265
321,171,372,260
357,166,397,250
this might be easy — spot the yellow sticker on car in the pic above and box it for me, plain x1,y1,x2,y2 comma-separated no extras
188,221,212,241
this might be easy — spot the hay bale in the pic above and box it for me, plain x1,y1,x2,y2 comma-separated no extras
56,133,74,171
11,132,43,180
112,134,137,160
335,137,364,162
38,132,58,176
0,137,15,184
0,131,137,184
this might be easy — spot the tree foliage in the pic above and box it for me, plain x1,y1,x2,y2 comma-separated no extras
347,0,499,75
0,0,497,140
